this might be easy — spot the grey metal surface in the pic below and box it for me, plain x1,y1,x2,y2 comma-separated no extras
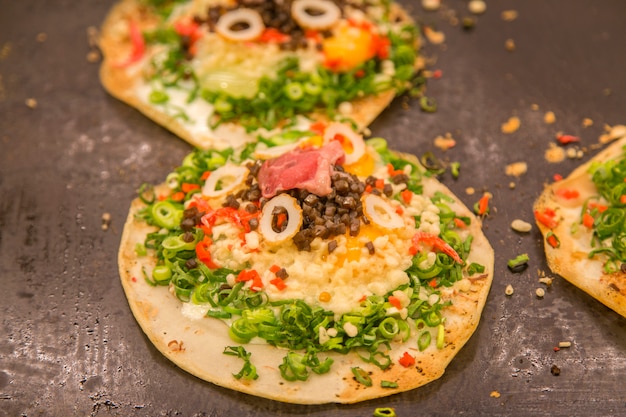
1,1,625,416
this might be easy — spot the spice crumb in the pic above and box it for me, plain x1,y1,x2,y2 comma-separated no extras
468,0,487,15
530,103,539,111
538,277,553,286
25,98,38,109
582,118,593,128
550,365,561,376
545,143,566,163
102,212,112,231
505,161,528,177
505,284,514,296
511,219,532,233
544,111,556,124
86,50,101,63
535,288,545,298
490,390,501,398
501,116,521,134
36,32,48,42
501,10,518,21
423,26,445,45
421,0,441,11
433,133,456,151
465,187,476,195
504,38,516,52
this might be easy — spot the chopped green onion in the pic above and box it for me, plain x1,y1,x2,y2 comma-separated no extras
223,346,258,380
507,253,529,273
380,381,399,389
418,330,431,351
437,324,445,349
151,200,183,229
373,407,397,417
351,367,373,387
152,265,172,283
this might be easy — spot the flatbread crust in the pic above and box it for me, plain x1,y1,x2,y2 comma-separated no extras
534,137,626,318
118,149,494,404
99,0,420,150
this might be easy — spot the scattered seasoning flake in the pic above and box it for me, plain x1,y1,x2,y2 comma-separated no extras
501,116,521,134
422,0,441,11
101,212,112,231
530,103,540,111
501,10,519,21
544,111,556,124
505,284,514,296
423,26,445,45
538,277,553,286
468,0,487,15
558,341,571,348
582,118,593,128
545,143,566,163
511,219,532,233
433,133,456,151
490,390,501,398
504,38,516,52
535,288,545,298
550,365,561,376
36,32,47,42
508,181,516,189
505,161,528,177
25,98,37,109
466,187,476,195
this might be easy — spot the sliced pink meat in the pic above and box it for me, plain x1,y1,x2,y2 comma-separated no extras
258,141,345,199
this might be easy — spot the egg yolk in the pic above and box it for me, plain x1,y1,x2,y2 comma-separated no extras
323,26,375,72
335,224,381,266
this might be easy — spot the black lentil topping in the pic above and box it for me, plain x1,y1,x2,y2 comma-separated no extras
215,162,409,252
191,0,373,52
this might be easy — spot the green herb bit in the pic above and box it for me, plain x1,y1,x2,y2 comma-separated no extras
223,346,258,380
351,367,373,387
450,161,461,178
507,253,529,273
374,407,397,417
380,380,399,389
467,262,485,275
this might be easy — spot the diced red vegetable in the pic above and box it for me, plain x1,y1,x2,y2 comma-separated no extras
398,351,415,368
556,134,580,145
582,213,595,228
388,295,402,309
534,209,558,229
556,188,579,199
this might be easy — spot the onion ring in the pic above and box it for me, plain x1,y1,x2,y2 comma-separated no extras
259,194,303,244
362,194,405,230
291,0,341,30
202,164,249,197
323,122,366,165
215,9,265,42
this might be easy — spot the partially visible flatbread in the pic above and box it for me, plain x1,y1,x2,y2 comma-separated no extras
534,137,626,317
99,0,421,150
118,147,494,404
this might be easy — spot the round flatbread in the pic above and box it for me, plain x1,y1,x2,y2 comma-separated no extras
118,123,494,403
99,0,424,150
534,136,626,318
